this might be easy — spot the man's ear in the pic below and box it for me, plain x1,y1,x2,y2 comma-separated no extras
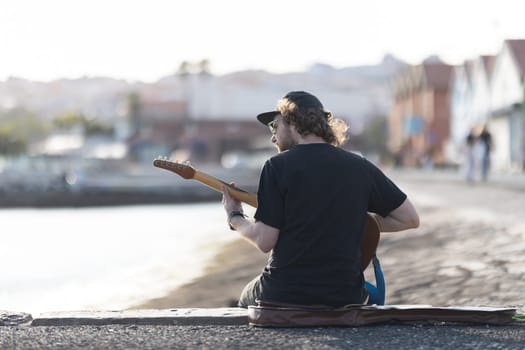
289,123,301,140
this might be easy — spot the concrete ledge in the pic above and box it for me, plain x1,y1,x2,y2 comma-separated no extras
31,308,248,326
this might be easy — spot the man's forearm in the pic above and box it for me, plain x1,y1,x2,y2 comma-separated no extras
371,199,420,232
229,216,278,253
372,213,416,232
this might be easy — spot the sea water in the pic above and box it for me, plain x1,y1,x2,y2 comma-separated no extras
0,203,254,314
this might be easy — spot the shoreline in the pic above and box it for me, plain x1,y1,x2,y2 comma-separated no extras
0,188,256,208
131,238,269,309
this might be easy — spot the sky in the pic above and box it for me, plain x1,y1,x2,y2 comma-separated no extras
1,0,525,83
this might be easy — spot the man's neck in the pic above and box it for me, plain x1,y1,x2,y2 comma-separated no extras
288,125,327,145
296,134,326,144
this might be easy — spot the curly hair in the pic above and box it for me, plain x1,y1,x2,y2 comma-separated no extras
277,98,349,147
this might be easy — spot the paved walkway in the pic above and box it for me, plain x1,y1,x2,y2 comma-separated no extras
387,167,525,191
376,168,525,312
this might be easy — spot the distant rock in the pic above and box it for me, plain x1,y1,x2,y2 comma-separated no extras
0,310,33,326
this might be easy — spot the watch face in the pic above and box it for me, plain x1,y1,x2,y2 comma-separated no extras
228,211,246,230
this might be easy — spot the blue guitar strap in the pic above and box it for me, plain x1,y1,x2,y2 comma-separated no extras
364,256,385,305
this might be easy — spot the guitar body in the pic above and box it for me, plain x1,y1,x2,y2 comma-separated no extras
153,158,380,272
361,214,380,271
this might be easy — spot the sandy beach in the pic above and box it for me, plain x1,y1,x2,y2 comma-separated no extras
132,175,525,312
133,238,268,308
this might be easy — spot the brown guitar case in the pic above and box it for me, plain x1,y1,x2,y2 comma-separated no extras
247,302,518,327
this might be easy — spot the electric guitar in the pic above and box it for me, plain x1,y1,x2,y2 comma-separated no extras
153,157,380,270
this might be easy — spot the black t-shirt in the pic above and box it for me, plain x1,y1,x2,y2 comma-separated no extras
254,143,406,307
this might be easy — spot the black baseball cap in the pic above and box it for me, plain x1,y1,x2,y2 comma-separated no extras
256,91,326,125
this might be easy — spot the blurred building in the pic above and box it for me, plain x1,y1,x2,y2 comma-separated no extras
488,40,525,171
121,57,404,164
448,39,525,171
447,56,494,163
389,38,525,172
388,60,453,167
0,56,404,167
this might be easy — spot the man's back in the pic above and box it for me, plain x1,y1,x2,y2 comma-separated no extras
255,144,405,306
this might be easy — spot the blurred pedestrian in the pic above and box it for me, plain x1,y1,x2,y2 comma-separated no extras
479,124,492,181
464,128,477,183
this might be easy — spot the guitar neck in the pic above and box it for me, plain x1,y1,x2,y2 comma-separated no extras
192,171,258,208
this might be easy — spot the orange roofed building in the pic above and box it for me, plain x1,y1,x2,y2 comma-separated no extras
388,61,453,167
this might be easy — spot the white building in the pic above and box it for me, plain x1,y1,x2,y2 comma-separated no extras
489,39,525,171
448,61,474,151
448,39,525,172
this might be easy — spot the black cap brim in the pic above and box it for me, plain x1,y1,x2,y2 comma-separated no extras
256,111,280,125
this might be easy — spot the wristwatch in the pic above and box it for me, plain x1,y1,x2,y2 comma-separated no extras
228,210,246,230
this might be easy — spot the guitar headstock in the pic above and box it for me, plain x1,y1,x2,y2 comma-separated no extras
153,157,196,179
